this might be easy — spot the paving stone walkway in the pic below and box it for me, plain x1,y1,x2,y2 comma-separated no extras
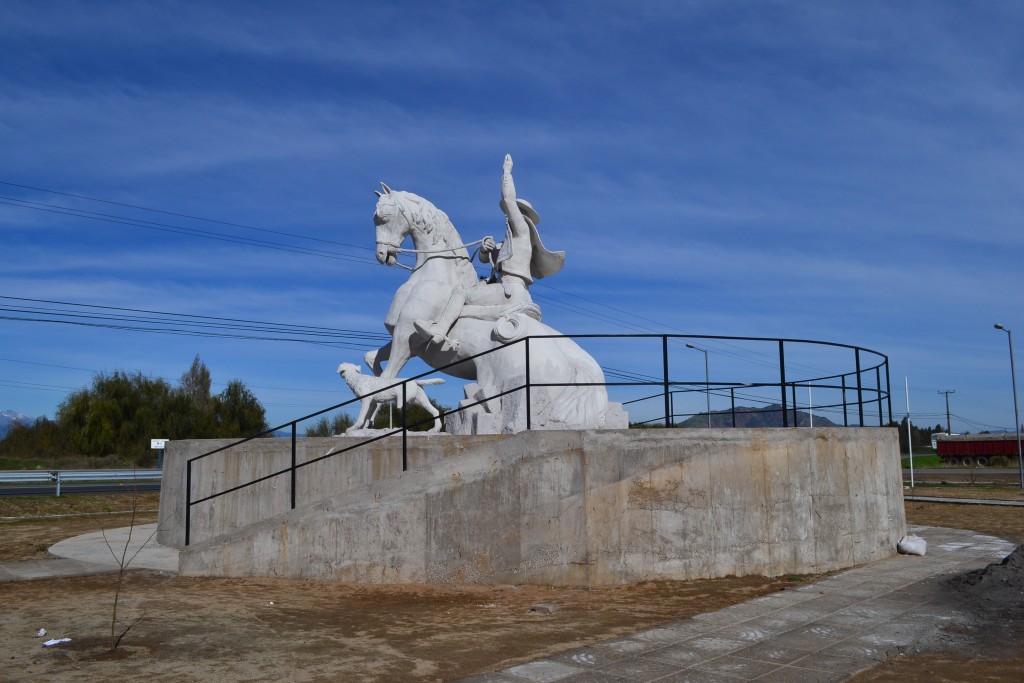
460,525,1017,682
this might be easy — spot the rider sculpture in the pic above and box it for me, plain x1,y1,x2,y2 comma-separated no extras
368,154,626,434
412,155,564,351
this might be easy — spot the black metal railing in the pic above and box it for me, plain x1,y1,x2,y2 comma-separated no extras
183,334,890,545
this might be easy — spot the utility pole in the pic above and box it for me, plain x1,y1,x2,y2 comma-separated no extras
937,389,955,433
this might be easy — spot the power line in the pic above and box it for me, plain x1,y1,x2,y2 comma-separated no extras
0,180,373,252
0,295,389,339
0,295,390,351
0,357,342,396
2,181,879,387
0,197,377,266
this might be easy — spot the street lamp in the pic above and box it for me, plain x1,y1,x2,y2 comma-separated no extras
686,343,711,428
994,324,1023,489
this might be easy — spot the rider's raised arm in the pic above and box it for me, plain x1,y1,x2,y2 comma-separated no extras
499,154,528,235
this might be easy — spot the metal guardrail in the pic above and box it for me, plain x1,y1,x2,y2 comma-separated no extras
182,333,892,545
0,469,162,496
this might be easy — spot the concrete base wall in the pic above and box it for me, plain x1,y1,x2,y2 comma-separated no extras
168,428,905,585
157,433,507,549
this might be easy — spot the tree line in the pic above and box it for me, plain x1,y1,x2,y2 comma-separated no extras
887,418,946,454
304,399,448,436
0,356,267,465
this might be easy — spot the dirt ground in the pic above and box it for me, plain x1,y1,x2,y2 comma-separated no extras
0,488,1022,682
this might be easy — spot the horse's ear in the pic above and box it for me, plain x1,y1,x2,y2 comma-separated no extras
374,190,383,198
380,182,392,194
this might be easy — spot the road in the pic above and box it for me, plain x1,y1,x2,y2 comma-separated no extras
903,468,1019,476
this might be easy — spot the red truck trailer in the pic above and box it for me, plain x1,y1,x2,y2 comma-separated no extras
934,433,1023,466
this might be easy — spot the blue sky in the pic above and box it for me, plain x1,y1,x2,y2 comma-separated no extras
1,0,1022,434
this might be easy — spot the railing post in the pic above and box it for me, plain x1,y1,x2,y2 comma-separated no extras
525,337,532,431
663,336,671,427
884,360,893,425
841,375,849,427
290,422,297,510
730,388,736,428
779,340,789,427
185,459,192,546
402,381,408,471
855,348,865,426
55,471,61,498
791,383,798,426
875,367,883,426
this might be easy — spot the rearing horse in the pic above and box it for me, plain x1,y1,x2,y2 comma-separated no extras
368,184,611,431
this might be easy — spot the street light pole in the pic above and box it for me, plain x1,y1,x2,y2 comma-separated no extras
687,343,711,428
994,324,1023,489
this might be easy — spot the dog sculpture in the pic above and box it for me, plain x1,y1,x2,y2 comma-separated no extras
336,362,445,433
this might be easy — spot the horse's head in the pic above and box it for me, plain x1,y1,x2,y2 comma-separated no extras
373,183,406,266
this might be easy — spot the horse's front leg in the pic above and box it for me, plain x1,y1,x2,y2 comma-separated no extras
379,324,417,380
364,342,392,376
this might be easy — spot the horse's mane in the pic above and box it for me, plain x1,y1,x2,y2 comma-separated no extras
391,191,455,248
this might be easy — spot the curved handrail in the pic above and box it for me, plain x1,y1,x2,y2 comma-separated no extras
183,333,891,545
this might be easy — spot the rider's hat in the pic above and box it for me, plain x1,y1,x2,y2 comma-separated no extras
516,198,540,225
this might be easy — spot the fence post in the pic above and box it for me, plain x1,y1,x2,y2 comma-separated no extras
663,336,671,427
843,374,851,428
855,348,864,426
525,337,532,431
884,360,893,425
730,388,736,428
791,383,798,426
55,471,61,498
875,367,883,426
185,459,192,546
290,422,297,510
779,340,789,427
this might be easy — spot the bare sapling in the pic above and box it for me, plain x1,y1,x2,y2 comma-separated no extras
102,476,160,650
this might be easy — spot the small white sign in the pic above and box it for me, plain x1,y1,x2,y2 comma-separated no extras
151,438,168,449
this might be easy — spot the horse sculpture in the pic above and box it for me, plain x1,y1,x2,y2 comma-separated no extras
366,181,619,433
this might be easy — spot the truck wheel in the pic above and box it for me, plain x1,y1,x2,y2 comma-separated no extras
976,456,990,467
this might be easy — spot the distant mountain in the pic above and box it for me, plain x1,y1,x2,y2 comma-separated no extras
678,404,839,429
0,410,36,439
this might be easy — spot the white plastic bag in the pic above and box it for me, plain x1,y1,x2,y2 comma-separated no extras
898,535,927,556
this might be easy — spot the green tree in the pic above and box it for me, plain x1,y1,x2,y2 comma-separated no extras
214,380,267,437
0,358,269,465
889,418,938,454
370,398,448,432
305,413,354,436
180,355,212,410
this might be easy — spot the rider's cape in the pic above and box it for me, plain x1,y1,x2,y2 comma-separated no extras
496,211,565,280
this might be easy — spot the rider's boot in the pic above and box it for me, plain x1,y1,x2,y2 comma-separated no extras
414,287,465,351
413,319,460,351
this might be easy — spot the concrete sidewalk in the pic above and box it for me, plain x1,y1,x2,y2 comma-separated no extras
0,523,177,582
460,525,1017,682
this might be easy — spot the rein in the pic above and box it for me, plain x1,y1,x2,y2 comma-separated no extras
394,237,487,255
379,237,489,271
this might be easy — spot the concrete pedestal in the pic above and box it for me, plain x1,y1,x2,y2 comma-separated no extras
160,428,905,585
